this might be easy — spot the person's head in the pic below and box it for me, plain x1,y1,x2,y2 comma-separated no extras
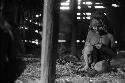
89,11,109,32
90,18,101,31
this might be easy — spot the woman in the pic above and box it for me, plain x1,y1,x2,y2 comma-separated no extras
81,11,115,71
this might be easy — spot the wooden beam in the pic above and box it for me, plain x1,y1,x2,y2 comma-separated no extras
41,0,60,83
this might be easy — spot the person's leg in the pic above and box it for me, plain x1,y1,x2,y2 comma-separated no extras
81,45,93,70
90,47,99,69
100,45,115,60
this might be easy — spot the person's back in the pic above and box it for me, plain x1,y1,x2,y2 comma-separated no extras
99,33,114,48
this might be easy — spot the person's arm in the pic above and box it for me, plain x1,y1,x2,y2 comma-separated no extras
85,30,92,45
108,33,114,48
109,33,117,55
82,30,92,55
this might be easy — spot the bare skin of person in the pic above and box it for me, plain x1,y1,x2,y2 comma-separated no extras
81,18,115,71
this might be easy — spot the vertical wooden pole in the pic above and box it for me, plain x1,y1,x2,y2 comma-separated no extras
71,0,78,57
41,0,60,83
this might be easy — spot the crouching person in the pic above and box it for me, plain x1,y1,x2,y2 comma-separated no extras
81,11,116,72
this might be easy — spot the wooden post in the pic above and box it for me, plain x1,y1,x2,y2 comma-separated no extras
41,0,60,83
70,0,78,57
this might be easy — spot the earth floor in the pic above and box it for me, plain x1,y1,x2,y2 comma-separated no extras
15,56,125,83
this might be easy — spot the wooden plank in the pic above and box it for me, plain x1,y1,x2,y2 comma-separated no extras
41,0,60,83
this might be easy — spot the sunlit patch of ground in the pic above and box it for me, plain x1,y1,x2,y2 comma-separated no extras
55,53,125,83
15,58,41,83
55,62,125,83
15,54,125,83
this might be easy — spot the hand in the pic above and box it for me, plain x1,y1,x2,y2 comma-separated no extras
95,44,102,49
